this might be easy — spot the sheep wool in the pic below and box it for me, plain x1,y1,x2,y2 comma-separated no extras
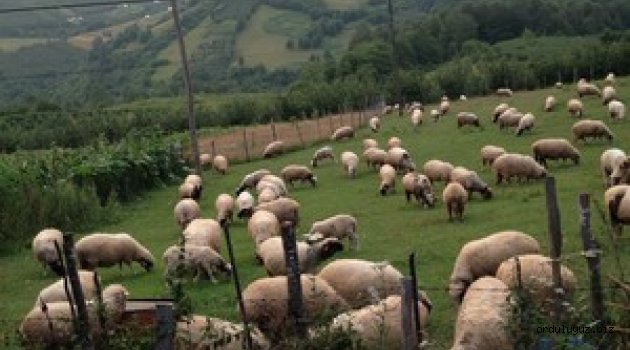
280,165,317,187
602,86,617,105
515,113,535,136
423,159,455,183
369,116,380,132
379,164,396,196
311,146,335,167
456,112,480,128
247,210,280,247
531,138,580,166
175,315,269,350
362,138,378,150
411,109,423,127
174,198,201,229
341,151,359,178
254,197,300,228
212,155,229,174
257,236,343,276
262,140,285,158
163,244,232,283
215,194,235,223
235,169,272,195
32,228,65,276
331,126,354,141
442,182,468,221
608,100,625,119
306,214,359,250
75,233,155,272
183,218,223,252
363,147,387,170
604,185,630,228
236,191,255,219
492,153,547,184
572,119,613,143
544,95,556,112
567,98,584,117
480,145,506,166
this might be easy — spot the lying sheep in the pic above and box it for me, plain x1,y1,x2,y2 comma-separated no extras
331,126,354,141
311,146,335,167
369,117,380,132
174,198,201,229
572,119,613,143
163,244,231,283
385,147,415,173
430,109,440,122
480,145,506,166
317,259,403,308
411,109,423,127
457,112,480,128
363,147,387,170
531,138,580,166
215,194,235,223
36,270,99,306
567,98,584,117
379,164,396,196
262,141,285,158
236,191,255,219
423,159,455,183
450,277,512,350
362,138,378,150
498,109,523,129
515,113,535,136
280,165,317,187
75,233,155,272
305,214,358,250
439,100,450,115
577,78,601,97
257,236,343,276
341,151,359,178
254,197,300,228
602,86,617,105
32,228,65,276
544,96,556,112
496,254,577,309
608,100,625,119
213,155,228,175
449,167,492,199
183,218,222,252
605,185,630,232
493,103,510,122
247,210,280,248
443,182,467,221
235,169,271,195
402,172,435,207
387,136,401,149
175,315,269,350
256,174,288,198
496,88,513,97
492,153,547,184
448,231,540,306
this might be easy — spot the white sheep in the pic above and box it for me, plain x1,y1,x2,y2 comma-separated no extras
235,169,271,195
602,86,617,105
608,100,625,119
379,164,396,195
387,136,401,149
443,182,467,221
199,153,212,168
497,109,523,129
411,109,423,127
36,270,99,306
362,138,378,150
215,194,235,223
341,151,359,178
456,112,480,128
369,116,380,132
572,119,613,143
577,78,601,97
544,95,556,112
262,140,285,158
163,244,232,283
402,172,435,207
531,138,580,166
480,145,506,166
605,185,630,232
174,198,201,229
32,228,65,276
179,182,196,199
247,210,280,249
493,103,510,121
304,214,358,250
449,167,493,199
257,236,343,276
254,197,300,228
439,100,450,115
184,174,203,200
257,188,279,204
601,149,630,187
75,233,155,273
430,109,440,122
213,155,229,174
280,165,317,187
567,98,584,117
236,191,255,219
311,146,335,167
175,315,269,350
255,174,288,198
515,113,535,136
422,159,454,183
605,72,615,85
496,88,513,97
385,147,415,173
183,218,222,252
492,153,547,184
331,126,354,141
363,147,387,170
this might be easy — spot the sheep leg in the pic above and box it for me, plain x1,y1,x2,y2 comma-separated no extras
348,231,359,251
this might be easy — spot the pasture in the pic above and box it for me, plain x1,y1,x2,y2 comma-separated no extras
2,80,629,348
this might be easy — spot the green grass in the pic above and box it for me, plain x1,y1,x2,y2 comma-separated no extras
110,92,275,111
2,79,630,348
322,0,368,10
261,10,312,38
0,38,49,52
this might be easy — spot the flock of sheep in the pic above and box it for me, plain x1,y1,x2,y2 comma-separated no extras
21,73,629,349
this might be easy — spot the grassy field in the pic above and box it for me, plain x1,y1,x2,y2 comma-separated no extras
0,38,50,52
322,0,368,10
110,92,275,111
1,80,629,348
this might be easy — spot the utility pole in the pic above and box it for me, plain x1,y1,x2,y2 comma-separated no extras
170,0,201,175
387,0,402,116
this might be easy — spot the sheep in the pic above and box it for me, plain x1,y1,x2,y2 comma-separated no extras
449,167,492,199
555,81,563,89
183,218,222,252
363,147,387,170
531,138,580,166
402,172,435,207
577,78,601,97
382,105,393,115
257,236,343,276
601,149,629,187
492,153,547,184
75,233,155,273
258,188,279,204
443,182,467,221
493,103,510,121
331,294,432,349
369,117,380,132
242,274,349,341
32,228,65,276
341,151,359,178
544,95,556,112
515,113,535,136
408,101,423,112
199,153,212,168
213,155,228,174
605,72,615,85
254,197,300,228
456,112,480,128
497,109,523,129
448,231,541,306
572,119,613,143
311,146,335,167
280,165,317,187
362,138,378,150
480,145,506,166
387,136,401,149
163,244,232,283
36,270,99,306
430,109,440,122
379,164,396,196
179,182,197,199
304,214,359,250
183,174,203,200
247,210,280,248
606,150,630,187
317,259,403,308
495,254,577,309
175,315,269,350
496,88,513,97
215,194,235,224
411,109,423,127
608,100,625,119
604,185,630,232
262,140,284,158
602,86,617,105
385,147,415,173
256,174,288,198
236,191,255,219
422,159,454,183
439,100,450,115
174,198,201,229
235,169,272,195
460,94,467,101
567,98,584,117
450,277,512,350
331,126,354,141
442,95,450,102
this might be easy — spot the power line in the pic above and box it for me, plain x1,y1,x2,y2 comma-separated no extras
0,0,165,15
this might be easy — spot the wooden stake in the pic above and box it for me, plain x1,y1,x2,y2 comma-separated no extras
408,253,422,344
401,277,417,350
242,129,250,162
294,120,305,148
578,193,606,323
281,222,307,337
545,177,564,321
155,304,175,350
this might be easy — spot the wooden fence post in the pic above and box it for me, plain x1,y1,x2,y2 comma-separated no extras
294,120,305,149
242,129,250,162
316,117,321,140
544,177,564,322
578,193,606,323
400,277,417,350
155,304,174,350
280,222,307,337
271,120,278,141
328,114,334,135
408,253,422,344
210,140,216,159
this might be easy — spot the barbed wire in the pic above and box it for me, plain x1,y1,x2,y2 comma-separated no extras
0,0,166,15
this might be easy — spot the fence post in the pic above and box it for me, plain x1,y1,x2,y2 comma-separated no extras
544,177,564,322
329,114,334,135
400,277,417,350
294,120,305,149
242,129,250,162
271,120,278,141
316,117,321,140
578,193,606,323
155,304,174,350
210,140,216,159
280,222,307,337
408,252,422,344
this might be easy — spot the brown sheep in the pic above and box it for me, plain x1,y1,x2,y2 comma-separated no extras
480,145,506,166
457,112,480,128
402,172,435,207
443,182,468,221
280,165,317,187
531,138,580,166
572,120,613,143
254,197,300,228
491,153,547,184
363,147,387,170
567,99,583,117
262,141,285,158
604,185,630,233
449,167,492,199
577,78,601,97
331,126,354,141
422,159,454,183
311,146,335,167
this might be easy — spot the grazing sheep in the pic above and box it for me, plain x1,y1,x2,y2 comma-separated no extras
341,151,359,178
430,109,440,122
317,259,403,308
605,72,615,85
531,138,580,166
236,191,255,219
480,145,506,166
305,214,359,250
379,164,396,196
442,95,450,102
75,233,154,273
515,113,535,136
32,228,65,276
247,210,280,247
174,199,201,229
258,188,279,204
448,231,540,306
411,109,423,127
605,185,630,231
387,136,401,149
457,112,480,128
492,153,547,184
402,172,435,207
254,198,300,228
450,277,512,350
369,117,380,132
235,169,272,195
495,254,577,309
175,315,269,350
363,147,387,170
422,159,455,183
608,100,625,119
257,236,343,276
331,126,354,141
256,174,288,198
36,270,99,306
498,109,523,129
215,194,235,223
362,139,378,150
555,81,563,89
183,218,222,252
572,120,613,143
577,78,601,97
544,96,556,112
242,275,349,341
280,165,317,187
439,100,450,115
567,98,584,117
183,174,203,200
382,105,393,115
602,86,617,105
493,103,510,122
408,101,423,112
311,146,335,167
199,153,212,168
449,167,492,199
443,182,468,221
213,155,228,174
385,147,415,173
496,88,513,97
179,182,196,199
460,94,467,101
262,141,285,158
604,149,630,186
163,244,232,283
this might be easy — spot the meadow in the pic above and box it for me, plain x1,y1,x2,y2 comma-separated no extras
1,80,629,348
